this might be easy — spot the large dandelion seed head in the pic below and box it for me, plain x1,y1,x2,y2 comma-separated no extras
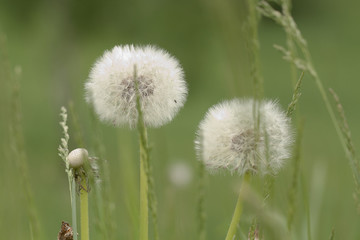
85,45,187,128
195,99,293,175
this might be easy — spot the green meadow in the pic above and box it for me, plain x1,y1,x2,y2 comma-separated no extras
1,0,360,239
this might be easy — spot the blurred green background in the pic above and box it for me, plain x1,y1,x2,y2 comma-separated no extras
1,0,360,239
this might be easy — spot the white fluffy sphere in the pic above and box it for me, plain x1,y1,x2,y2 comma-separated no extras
195,99,292,175
85,45,187,128
68,148,88,169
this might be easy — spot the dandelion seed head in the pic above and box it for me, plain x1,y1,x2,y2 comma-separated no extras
85,45,187,128
68,148,88,169
168,161,193,188
195,99,292,175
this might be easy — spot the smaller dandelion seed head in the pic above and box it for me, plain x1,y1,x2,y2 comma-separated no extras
68,148,88,169
195,98,293,175
168,161,193,188
85,45,188,128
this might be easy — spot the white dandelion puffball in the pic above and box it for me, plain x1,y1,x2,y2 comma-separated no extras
195,99,292,175
68,148,88,169
85,45,187,128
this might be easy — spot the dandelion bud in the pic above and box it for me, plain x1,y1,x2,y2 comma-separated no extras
68,148,88,169
85,45,187,128
195,99,292,175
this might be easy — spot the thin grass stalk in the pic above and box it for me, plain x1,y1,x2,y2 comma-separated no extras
244,0,263,139
282,0,299,86
241,184,289,240
197,161,206,240
90,110,114,239
262,127,274,205
286,72,304,118
147,155,159,240
282,0,304,233
80,176,90,240
59,107,78,239
329,228,335,240
258,0,360,187
301,172,311,240
9,68,42,239
287,119,304,230
328,88,360,211
225,172,251,240
69,101,85,148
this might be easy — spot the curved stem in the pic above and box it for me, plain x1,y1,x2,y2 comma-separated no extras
225,173,251,240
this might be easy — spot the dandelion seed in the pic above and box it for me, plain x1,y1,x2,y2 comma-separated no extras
85,45,187,128
195,99,292,175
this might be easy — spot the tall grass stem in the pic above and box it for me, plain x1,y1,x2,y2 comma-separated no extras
9,68,42,239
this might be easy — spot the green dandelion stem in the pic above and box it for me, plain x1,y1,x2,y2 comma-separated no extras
80,176,89,240
225,172,251,240
134,64,150,240
71,178,78,240
139,131,149,240
198,161,206,240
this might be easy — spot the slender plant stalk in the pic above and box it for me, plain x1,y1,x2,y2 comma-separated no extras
134,63,159,240
71,102,109,239
287,119,304,230
258,0,360,185
328,228,335,240
80,176,90,240
71,178,78,240
59,107,78,239
243,0,263,137
225,172,251,240
69,101,85,148
90,110,114,239
68,102,84,240
139,130,149,240
197,161,206,240
8,60,41,240
134,64,149,240
301,172,311,240
281,0,304,233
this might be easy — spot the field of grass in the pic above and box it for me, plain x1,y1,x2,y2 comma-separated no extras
1,0,360,239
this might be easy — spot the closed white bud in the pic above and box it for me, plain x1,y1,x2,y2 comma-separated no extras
85,45,187,128
195,99,293,175
68,148,88,169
